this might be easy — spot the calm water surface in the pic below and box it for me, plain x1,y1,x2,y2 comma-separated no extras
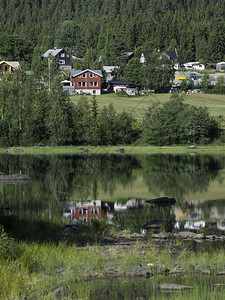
0,153,225,235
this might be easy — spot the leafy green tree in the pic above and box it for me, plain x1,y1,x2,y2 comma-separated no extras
123,58,142,86
46,78,74,145
98,104,117,145
142,52,175,92
201,74,211,92
214,76,225,94
141,94,220,145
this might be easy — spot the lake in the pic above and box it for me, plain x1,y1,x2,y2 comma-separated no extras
0,153,225,238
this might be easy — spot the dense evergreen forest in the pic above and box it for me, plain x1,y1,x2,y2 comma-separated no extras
1,0,225,65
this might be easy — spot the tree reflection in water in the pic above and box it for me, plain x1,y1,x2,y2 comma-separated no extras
0,153,225,241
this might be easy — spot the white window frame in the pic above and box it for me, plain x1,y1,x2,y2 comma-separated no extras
59,60,65,64
61,53,65,57
82,73,86,78
89,73,93,78
90,82,98,87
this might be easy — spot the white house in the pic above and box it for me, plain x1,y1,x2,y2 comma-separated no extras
216,62,225,71
183,62,206,70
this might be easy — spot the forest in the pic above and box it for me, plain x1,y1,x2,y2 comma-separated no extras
0,0,225,66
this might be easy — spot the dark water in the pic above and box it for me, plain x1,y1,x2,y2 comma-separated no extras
0,153,225,238
79,275,225,300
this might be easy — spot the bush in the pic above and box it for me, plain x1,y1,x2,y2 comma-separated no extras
141,94,220,145
0,225,20,260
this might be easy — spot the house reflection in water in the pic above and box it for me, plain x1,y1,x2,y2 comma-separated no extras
174,200,225,231
63,200,102,224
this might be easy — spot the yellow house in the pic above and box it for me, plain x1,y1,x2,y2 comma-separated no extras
0,61,20,74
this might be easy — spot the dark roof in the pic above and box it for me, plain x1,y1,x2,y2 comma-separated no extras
141,51,178,62
42,48,63,58
166,51,179,62
142,51,152,58
108,80,131,85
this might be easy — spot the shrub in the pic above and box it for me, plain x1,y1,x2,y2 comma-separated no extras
0,225,20,260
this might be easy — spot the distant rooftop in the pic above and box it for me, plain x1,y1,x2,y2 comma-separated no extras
42,48,63,58
70,69,103,77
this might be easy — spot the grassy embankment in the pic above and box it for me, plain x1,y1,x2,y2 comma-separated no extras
1,145,225,155
1,224,225,299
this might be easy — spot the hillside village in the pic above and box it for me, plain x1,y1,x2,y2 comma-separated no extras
1,47,225,96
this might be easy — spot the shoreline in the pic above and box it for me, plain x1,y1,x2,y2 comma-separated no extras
1,145,225,155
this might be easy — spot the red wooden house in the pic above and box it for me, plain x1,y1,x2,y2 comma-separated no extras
70,69,103,95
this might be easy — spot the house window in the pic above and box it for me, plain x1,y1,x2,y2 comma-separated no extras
82,82,86,87
90,82,98,87
89,73,93,78
61,53,65,57
82,73,86,78
78,75,81,78
59,60,65,64
66,54,69,58
78,82,82,87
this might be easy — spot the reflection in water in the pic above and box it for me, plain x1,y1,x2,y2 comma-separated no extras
64,200,102,224
0,153,225,238
84,276,225,300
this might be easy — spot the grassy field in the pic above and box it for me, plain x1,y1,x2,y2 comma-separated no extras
70,93,225,127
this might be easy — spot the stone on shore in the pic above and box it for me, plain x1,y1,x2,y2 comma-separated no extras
159,283,193,291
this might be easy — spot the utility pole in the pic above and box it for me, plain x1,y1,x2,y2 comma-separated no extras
48,58,51,91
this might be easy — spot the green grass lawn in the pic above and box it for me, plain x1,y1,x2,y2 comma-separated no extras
70,93,225,126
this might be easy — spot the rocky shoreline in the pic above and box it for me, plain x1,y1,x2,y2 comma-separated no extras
151,231,225,241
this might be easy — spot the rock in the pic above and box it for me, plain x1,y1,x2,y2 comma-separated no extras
177,231,204,239
173,264,182,274
201,269,211,275
206,235,217,240
217,271,225,276
152,232,172,239
116,148,124,153
0,174,31,185
124,266,151,277
194,233,205,239
159,283,193,291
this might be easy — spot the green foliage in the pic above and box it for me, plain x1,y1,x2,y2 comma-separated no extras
143,52,175,92
123,58,142,86
0,225,20,260
46,79,74,145
141,94,220,145
55,21,85,57
0,34,33,62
